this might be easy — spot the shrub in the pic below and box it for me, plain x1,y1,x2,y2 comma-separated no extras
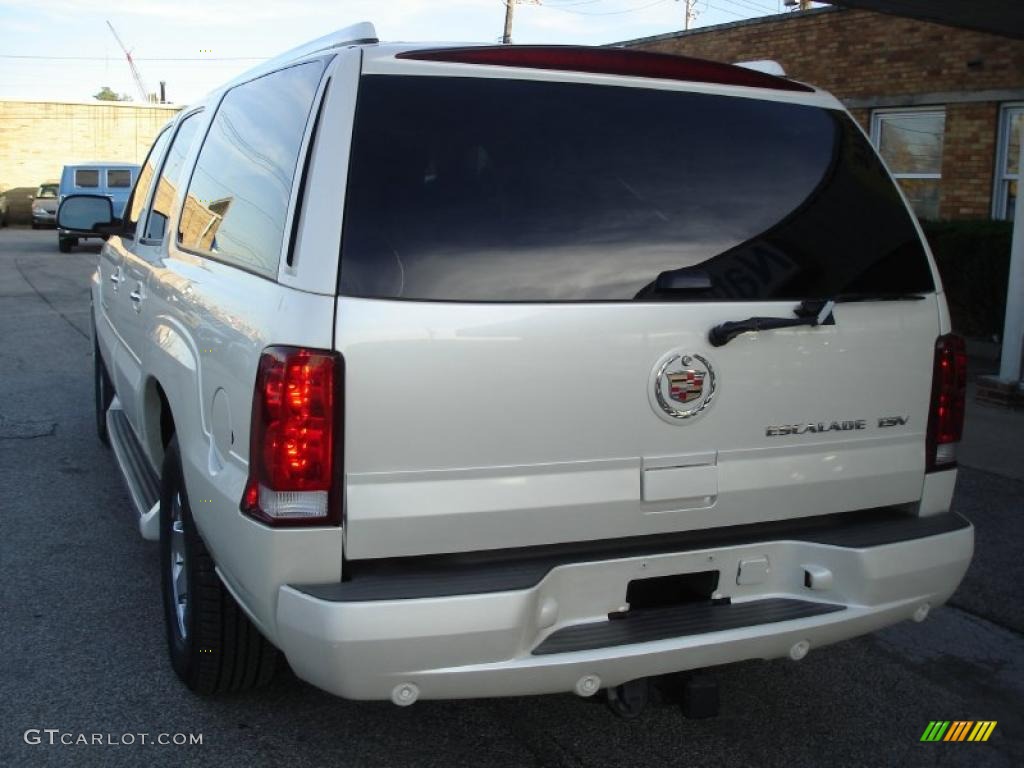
922,219,1013,338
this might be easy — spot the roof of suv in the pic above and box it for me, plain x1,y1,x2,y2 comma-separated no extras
210,21,842,111
63,162,138,169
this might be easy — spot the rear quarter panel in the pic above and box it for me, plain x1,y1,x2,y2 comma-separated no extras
146,250,342,638
137,56,351,638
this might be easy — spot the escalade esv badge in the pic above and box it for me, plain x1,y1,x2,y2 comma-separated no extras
650,352,716,423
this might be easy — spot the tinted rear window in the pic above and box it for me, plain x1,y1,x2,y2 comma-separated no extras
340,76,933,302
74,169,99,188
107,169,132,187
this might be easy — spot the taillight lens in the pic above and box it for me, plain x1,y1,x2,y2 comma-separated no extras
926,334,967,472
242,346,342,526
396,46,814,93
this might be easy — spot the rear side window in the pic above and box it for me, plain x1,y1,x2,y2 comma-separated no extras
341,76,934,302
107,169,132,188
127,129,171,234
74,169,99,188
145,113,203,242
178,61,325,277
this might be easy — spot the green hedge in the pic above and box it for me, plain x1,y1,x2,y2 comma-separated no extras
922,220,1013,338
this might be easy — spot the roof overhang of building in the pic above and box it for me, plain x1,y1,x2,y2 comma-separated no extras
824,1,1024,40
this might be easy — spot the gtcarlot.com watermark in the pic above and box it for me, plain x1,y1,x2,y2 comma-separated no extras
24,729,202,747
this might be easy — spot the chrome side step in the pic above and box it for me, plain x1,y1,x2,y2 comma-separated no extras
106,398,161,541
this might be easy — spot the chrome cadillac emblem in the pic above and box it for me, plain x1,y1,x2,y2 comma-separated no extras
650,352,716,422
667,370,706,404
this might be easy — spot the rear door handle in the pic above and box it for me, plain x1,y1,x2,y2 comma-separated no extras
129,286,145,311
109,268,122,287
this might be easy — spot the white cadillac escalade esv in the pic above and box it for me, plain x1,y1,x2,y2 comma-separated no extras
59,23,973,708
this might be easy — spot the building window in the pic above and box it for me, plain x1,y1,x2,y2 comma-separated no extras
870,108,945,221
993,103,1023,220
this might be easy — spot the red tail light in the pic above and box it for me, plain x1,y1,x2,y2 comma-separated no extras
242,346,343,526
926,334,967,472
396,46,814,93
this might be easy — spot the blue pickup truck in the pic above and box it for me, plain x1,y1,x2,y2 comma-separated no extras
58,163,139,252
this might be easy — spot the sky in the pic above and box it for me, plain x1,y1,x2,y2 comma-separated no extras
0,0,795,105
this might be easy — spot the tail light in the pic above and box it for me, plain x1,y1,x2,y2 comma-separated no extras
396,46,814,93
242,346,343,526
926,334,967,472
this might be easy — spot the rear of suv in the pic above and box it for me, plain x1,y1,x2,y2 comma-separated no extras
64,24,972,706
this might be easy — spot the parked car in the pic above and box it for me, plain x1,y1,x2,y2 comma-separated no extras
59,25,972,709
0,185,9,227
31,182,59,228
57,163,138,251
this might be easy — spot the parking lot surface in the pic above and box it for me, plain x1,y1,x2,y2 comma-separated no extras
1,227,1022,767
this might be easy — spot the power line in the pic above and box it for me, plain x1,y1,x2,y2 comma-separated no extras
541,0,675,16
717,0,778,14
702,2,748,19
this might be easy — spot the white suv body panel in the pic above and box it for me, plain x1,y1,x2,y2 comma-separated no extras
90,37,972,702
278,49,362,295
338,296,940,559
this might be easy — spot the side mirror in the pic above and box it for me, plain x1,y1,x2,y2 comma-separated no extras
57,194,120,234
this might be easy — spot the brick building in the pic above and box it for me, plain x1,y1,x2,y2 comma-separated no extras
0,99,181,223
620,6,1024,221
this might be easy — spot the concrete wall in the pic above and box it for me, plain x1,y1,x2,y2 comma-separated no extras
0,99,182,223
623,7,1024,220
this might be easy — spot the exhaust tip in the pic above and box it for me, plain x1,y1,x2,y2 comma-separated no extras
913,603,931,623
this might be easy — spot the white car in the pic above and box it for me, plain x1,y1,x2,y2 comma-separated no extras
60,23,972,708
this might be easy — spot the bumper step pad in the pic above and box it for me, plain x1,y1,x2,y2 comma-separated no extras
532,598,845,655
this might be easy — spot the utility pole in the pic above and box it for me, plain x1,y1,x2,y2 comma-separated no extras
676,0,699,31
503,0,514,44
502,0,539,45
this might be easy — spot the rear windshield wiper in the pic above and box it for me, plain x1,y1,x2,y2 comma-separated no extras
709,299,835,347
708,293,925,348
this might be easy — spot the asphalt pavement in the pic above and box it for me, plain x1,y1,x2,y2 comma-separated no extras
1,226,1021,768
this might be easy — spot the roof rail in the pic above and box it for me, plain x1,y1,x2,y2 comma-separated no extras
226,22,377,87
733,59,786,77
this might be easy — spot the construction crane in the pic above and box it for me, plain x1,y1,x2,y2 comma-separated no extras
106,20,151,102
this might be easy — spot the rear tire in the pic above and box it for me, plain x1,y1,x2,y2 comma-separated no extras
58,237,72,253
160,438,279,694
93,331,113,447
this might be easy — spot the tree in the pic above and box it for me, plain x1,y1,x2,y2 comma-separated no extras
94,86,131,102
